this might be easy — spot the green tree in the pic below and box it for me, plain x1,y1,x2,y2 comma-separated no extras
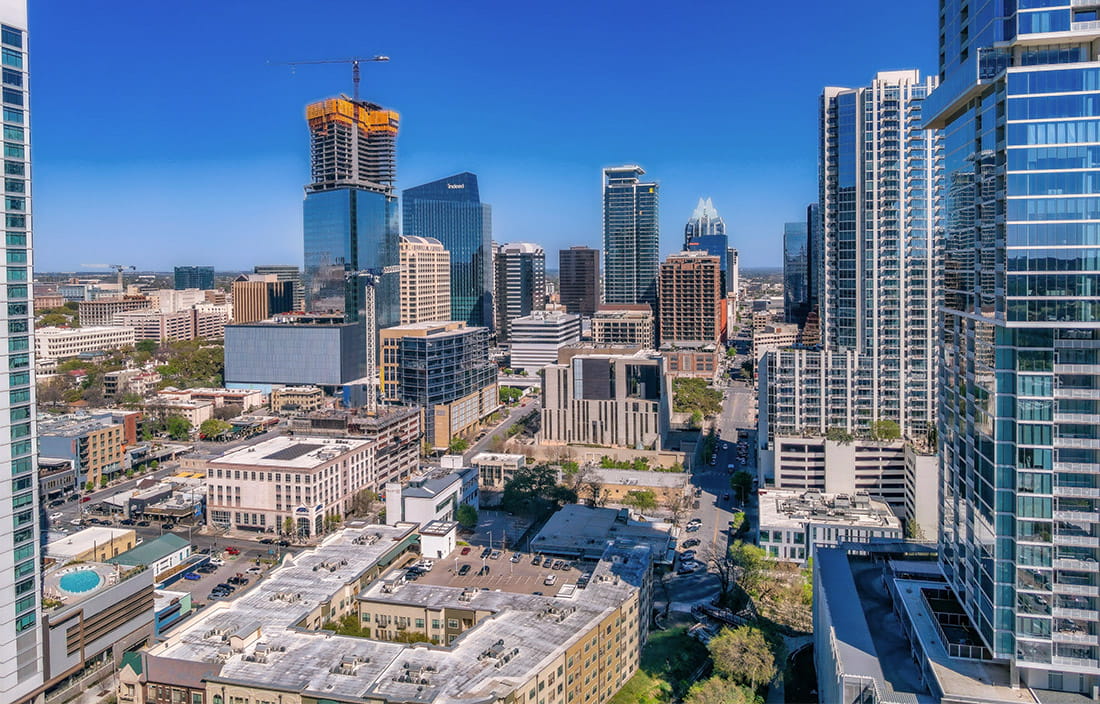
85,481,94,492
825,427,853,444
448,436,470,453
135,340,158,355
623,489,658,513
740,359,754,379
671,377,723,416
689,410,704,429
199,418,233,439
730,471,753,503
708,626,776,690
501,464,576,516
455,503,478,530
283,516,295,536
164,415,192,441
871,419,901,441
684,677,760,704
728,540,773,598
905,519,926,540
499,386,522,404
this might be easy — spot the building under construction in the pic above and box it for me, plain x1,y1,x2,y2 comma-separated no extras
306,97,399,196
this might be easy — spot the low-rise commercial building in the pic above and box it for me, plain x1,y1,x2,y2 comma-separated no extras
39,413,130,487
531,504,673,565
509,310,582,372
106,534,193,581
143,397,214,426
471,451,525,505
757,489,903,564
35,325,135,360
38,457,77,499
46,527,137,563
204,435,375,537
659,341,719,379
103,369,161,399
541,351,671,450
114,308,227,342
384,466,479,526
380,321,498,449
158,386,265,410
133,523,651,704
580,467,692,507
269,385,325,414
590,304,655,347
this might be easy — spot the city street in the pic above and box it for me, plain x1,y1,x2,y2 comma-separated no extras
463,397,541,461
666,378,759,610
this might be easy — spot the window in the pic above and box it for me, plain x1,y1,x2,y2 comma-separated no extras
5,214,23,228
1,88,20,106
4,160,22,175
1,26,21,48
3,107,21,123
1,48,21,69
5,232,23,245
6,249,23,264
15,611,34,632
9,335,27,351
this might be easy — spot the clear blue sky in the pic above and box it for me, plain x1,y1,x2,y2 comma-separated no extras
31,0,937,272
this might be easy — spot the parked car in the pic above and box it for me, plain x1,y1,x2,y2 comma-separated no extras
552,560,564,570
682,539,700,548
531,554,542,565
136,520,150,527
480,547,492,559
49,512,62,520
489,550,502,560
258,538,274,545
417,559,434,571
197,564,217,574
208,590,229,599
477,565,490,576
119,518,135,526
678,561,699,575
458,564,472,576
182,572,201,581
681,550,697,561
246,566,263,575
685,524,700,533
209,558,225,566
461,546,471,555
161,523,175,530
80,496,91,503
510,552,523,563
225,547,241,555
48,499,64,508
227,576,249,586
543,574,557,586
215,583,235,592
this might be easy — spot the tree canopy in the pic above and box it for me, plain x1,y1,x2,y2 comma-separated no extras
501,464,577,517
708,626,776,690
455,503,478,530
684,676,761,704
672,377,723,416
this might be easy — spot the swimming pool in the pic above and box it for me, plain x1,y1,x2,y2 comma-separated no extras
58,569,102,593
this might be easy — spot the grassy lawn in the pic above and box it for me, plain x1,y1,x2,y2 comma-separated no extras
611,625,710,704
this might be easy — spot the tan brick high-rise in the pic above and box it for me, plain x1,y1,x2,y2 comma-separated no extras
658,251,721,344
399,235,450,324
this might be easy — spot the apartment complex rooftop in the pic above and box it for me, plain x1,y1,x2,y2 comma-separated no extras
761,489,902,531
208,435,372,469
37,412,120,436
149,524,649,704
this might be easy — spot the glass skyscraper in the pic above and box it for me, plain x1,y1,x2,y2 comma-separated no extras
927,2,1100,692
173,265,213,290
0,5,41,702
683,197,731,294
402,172,493,328
301,96,400,328
782,221,809,326
603,165,659,308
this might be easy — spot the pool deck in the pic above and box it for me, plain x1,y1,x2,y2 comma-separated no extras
44,562,121,606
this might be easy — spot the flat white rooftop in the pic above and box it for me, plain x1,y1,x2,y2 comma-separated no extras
209,435,371,470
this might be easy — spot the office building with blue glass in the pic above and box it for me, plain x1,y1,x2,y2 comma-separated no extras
301,97,400,330
683,197,730,294
925,1,1100,694
173,266,213,291
783,221,809,326
402,172,493,329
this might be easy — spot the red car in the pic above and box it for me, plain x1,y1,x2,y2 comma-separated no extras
225,547,241,555
460,546,471,555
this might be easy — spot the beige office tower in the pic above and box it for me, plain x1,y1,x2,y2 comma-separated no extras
399,236,450,324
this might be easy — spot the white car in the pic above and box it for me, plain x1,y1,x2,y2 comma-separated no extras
209,558,225,567
417,559,434,572
246,566,263,575
50,512,63,520
544,574,557,586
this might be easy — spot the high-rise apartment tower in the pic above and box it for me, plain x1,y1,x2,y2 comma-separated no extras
602,166,659,308
658,252,722,345
399,236,451,325
0,5,42,702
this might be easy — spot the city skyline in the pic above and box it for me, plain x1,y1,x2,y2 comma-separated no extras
28,1,935,272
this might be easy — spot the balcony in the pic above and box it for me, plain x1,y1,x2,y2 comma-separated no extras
1055,607,1098,621
1055,583,1100,597
1055,557,1099,571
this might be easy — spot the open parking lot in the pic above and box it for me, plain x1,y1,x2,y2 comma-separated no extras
416,548,590,596
165,553,275,605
